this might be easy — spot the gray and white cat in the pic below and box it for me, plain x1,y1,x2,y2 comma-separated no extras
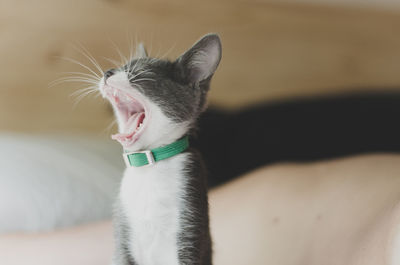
98,34,222,265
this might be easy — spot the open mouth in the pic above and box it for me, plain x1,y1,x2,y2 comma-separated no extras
103,86,147,147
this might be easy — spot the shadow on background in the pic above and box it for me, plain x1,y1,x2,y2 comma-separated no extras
194,91,400,187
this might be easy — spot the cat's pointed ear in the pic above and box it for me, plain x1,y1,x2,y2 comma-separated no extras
136,43,148,58
176,34,222,83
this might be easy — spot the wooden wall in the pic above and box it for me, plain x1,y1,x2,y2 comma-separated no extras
1,0,400,133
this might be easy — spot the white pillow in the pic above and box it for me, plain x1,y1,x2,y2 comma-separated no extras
0,133,124,233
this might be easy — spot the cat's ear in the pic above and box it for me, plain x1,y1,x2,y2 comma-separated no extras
136,43,148,58
176,33,222,83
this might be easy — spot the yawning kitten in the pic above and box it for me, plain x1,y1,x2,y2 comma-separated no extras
98,34,222,265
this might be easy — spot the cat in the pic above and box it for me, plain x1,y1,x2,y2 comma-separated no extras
98,34,222,265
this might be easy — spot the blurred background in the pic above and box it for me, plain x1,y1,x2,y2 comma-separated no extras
1,0,400,133
2,0,400,262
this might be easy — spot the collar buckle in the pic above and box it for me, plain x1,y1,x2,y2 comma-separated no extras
123,150,155,167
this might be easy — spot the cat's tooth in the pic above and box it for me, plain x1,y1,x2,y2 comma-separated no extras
113,90,117,97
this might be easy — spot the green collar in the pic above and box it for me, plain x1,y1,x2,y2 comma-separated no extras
123,136,189,167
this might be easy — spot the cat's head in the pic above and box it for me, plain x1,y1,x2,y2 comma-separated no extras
98,34,222,151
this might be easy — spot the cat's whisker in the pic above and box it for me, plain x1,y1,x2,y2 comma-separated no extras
108,37,128,67
60,71,101,80
50,77,99,86
129,71,155,83
134,31,139,58
128,32,135,63
131,59,141,75
130,78,156,83
102,57,121,68
153,44,162,59
131,34,144,74
159,42,177,60
58,56,101,79
102,118,118,135
131,36,145,75
128,70,153,82
94,92,103,99
70,86,98,97
56,75,99,82
128,59,139,76
71,86,99,108
72,43,104,77
129,72,154,81
130,36,148,75
129,55,141,76
49,78,97,88
70,85,98,98
149,33,154,57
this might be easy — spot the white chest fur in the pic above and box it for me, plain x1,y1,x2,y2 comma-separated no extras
119,153,188,265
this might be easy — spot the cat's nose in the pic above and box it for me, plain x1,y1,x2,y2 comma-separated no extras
104,69,115,83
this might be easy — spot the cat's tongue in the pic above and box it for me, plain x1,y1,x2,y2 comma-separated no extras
112,112,145,145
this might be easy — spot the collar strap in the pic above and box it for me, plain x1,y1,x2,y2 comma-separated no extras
123,136,189,167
